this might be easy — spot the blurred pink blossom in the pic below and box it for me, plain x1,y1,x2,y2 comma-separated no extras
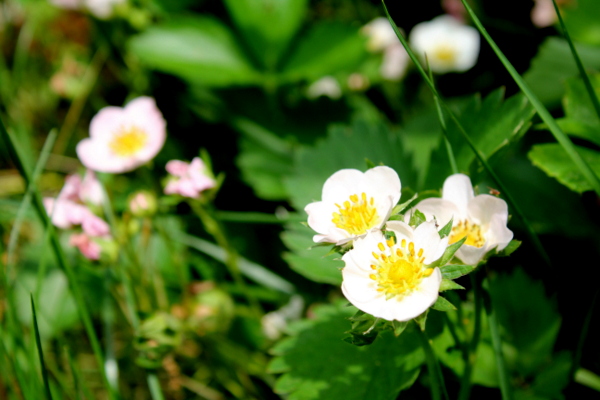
165,157,216,198
69,233,102,260
76,97,166,173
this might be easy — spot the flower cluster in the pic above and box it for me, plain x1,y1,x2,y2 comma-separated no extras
361,18,409,81
305,168,513,323
46,96,216,260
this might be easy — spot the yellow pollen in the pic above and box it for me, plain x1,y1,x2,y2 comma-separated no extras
433,45,456,62
370,239,428,300
449,219,485,248
331,192,380,236
108,126,148,157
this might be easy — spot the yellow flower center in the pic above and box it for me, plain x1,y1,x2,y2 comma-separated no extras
449,220,485,248
369,237,433,300
331,192,380,236
433,45,456,62
108,126,148,157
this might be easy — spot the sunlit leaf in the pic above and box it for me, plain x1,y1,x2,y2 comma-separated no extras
268,302,424,400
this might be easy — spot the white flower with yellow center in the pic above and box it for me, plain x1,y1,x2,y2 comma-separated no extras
362,17,400,53
411,174,513,265
305,166,401,245
342,220,447,322
409,15,480,74
76,97,166,173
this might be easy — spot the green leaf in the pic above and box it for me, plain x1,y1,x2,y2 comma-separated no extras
223,0,308,68
31,295,53,400
554,74,600,146
528,143,600,193
281,223,343,285
439,279,464,292
488,268,562,376
392,321,409,337
439,263,476,280
281,22,368,81
426,90,534,189
390,193,418,216
285,118,415,212
432,296,456,312
562,0,600,46
128,16,261,87
429,237,466,269
438,217,454,239
408,209,426,228
268,302,424,400
524,37,600,107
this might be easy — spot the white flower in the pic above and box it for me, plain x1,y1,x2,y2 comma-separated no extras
342,220,447,322
306,76,342,100
305,166,401,245
409,15,480,73
410,174,513,265
76,96,166,174
362,17,399,53
381,44,409,81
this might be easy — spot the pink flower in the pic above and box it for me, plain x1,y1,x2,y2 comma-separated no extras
76,97,166,173
164,157,216,198
69,233,102,260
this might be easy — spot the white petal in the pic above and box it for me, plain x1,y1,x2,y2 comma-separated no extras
468,194,508,226
321,169,365,202
484,214,514,252
385,220,414,242
442,174,474,213
413,221,448,264
410,198,463,227
387,268,441,321
363,166,402,206
455,244,487,266
341,268,380,304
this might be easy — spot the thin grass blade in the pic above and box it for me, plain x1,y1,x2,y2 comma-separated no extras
552,0,600,124
459,0,600,196
31,295,53,400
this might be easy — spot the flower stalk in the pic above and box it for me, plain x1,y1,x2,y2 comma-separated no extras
416,322,449,400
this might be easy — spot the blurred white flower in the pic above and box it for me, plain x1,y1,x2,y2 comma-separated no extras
305,166,401,245
261,295,304,340
76,97,166,173
410,174,513,265
341,220,447,322
381,44,409,81
306,76,342,100
409,15,480,73
362,17,399,53
531,0,557,28
49,0,125,18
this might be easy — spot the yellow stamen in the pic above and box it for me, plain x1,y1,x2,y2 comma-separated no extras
449,219,485,248
331,192,380,236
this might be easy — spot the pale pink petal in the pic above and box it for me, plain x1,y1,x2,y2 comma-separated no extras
80,170,105,206
166,160,190,177
69,233,101,260
89,106,126,140
59,174,82,201
81,213,110,237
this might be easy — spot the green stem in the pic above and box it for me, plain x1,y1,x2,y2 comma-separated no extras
381,1,551,267
459,0,600,196
215,211,305,224
0,118,118,400
190,202,262,317
485,283,512,400
570,288,599,380
416,322,449,400
458,274,483,400
147,373,166,400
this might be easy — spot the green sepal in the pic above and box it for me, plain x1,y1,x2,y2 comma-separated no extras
344,310,383,346
428,236,466,268
409,209,426,228
432,296,457,312
392,320,409,337
384,230,397,242
440,263,477,280
388,214,404,221
390,193,419,216
439,278,465,292
438,217,454,239
414,309,429,331
365,158,376,169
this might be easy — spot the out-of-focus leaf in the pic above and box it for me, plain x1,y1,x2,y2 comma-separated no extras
128,16,261,87
281,223,343,285
426,90,534,189
563,0,600,46
528,143,600,193
285,118,415,212
234,119,294,201
223,0,308,69
553,74,600,146
489,268,561,376
281,22,368,82
529,352,572,399
15,270,79,339
268,301,424,400
524,37,600,107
